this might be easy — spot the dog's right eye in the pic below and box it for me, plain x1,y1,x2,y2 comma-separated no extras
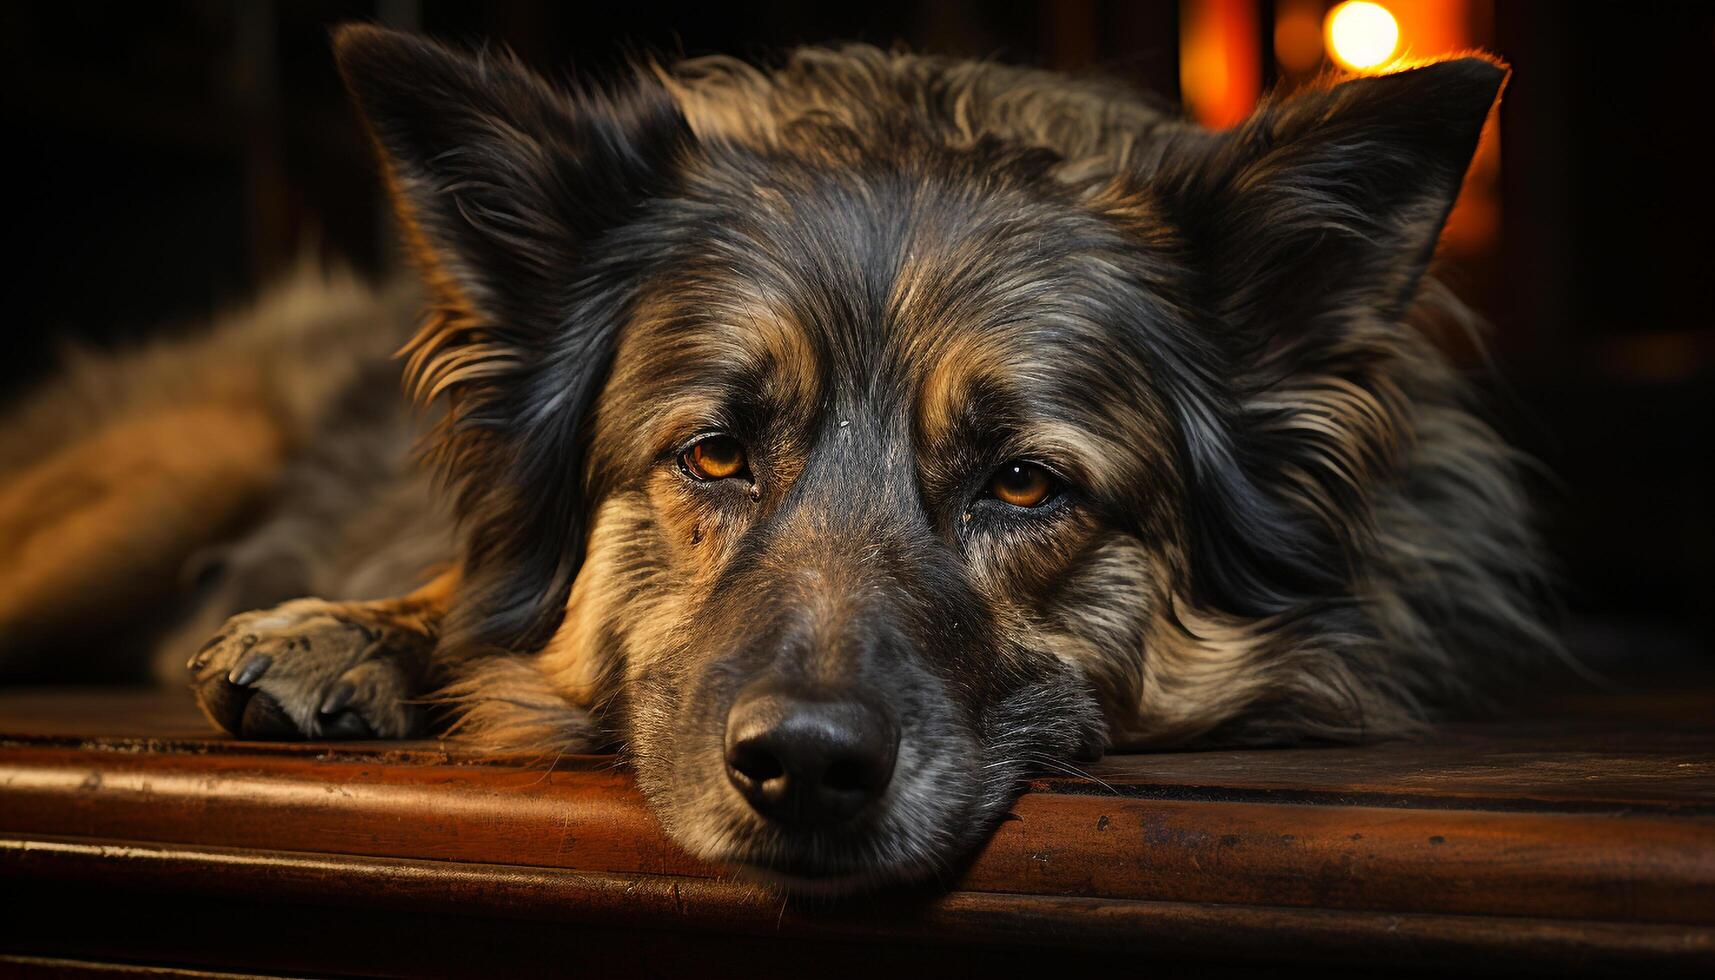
989,460,1056,508
681,436,748,481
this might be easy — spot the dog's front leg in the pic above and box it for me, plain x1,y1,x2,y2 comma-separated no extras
187,569,458,739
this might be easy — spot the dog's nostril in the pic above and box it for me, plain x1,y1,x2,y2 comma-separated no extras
728,744,785,785
723,683,899,827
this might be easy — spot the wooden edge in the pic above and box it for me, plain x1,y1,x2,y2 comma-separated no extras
3,836,1712,972
7,728,1713,816
3,745,1713,924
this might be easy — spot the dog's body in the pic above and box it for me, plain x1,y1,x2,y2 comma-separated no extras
0,31,1555,888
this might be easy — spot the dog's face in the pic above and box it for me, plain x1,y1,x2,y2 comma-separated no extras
336,28,1503,886
577,144,1196,884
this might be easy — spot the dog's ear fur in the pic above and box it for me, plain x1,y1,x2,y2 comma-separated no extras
335,25,692,651
334,24,687,326
1159,57,1505,358
1149,58,1506,616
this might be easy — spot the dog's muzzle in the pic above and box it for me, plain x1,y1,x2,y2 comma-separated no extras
723,680,899,827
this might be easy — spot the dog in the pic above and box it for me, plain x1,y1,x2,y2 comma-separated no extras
0,26,1555,889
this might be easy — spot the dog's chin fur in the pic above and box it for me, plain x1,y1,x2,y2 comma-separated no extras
648,777,982,894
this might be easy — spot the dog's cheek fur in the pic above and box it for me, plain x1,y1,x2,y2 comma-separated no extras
437,494,658,756
437,469,756,754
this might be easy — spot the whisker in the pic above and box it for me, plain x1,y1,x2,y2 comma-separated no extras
1025,755,1121,796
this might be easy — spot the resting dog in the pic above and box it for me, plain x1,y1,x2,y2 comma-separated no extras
0,27,1554,888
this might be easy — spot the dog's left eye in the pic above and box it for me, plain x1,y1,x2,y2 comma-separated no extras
681,435,749,481
988,461,1056,508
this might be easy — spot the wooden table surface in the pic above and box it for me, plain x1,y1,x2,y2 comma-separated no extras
1,681,1712,977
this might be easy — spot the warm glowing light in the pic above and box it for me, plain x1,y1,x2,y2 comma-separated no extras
1274,0,1326,74
1179,0,1261,129
1326,1,1401,71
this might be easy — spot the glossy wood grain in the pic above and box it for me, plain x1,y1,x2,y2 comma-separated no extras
2,684,1713,974
4,837,1710,975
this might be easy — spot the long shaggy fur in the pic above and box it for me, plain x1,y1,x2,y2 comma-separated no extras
379,43,1554,747
2,31,1558,887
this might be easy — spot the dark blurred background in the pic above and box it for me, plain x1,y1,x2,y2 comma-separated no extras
2,1,1710,659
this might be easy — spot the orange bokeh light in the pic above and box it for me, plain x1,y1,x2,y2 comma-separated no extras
1326,1,1402,71
1180,0,1262,129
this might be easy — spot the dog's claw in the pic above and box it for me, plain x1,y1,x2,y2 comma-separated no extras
190,598,429,740
229,653,273,687
187,633,228,670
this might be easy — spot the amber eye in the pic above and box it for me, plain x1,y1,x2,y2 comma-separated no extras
681,435,748,481
990,461,1055,508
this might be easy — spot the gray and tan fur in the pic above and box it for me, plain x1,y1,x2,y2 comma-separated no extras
0,29,1555,888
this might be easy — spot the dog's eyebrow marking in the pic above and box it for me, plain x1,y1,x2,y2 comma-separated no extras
603,291,823,459
917,351,1138,501
915,330,1001,452
903,297,1187,514
731,304,821,414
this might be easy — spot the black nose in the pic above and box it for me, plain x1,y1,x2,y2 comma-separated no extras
724,683,899,827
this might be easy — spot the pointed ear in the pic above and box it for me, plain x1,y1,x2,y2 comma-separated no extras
1158,57,1505,362
333,24,689,331
1140,58,1506,619
333,26,691,653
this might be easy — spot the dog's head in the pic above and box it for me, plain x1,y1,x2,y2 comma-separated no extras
336,27,1504,887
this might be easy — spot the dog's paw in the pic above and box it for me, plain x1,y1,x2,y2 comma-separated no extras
188,598,430,740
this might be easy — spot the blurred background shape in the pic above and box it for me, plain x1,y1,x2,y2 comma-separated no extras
1324,1,1399,71
1,1,1710,661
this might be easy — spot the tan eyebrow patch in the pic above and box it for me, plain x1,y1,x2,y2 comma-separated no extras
728,301,820,413
593,290,823,464
910,315,1182,511
915,329,1007,454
